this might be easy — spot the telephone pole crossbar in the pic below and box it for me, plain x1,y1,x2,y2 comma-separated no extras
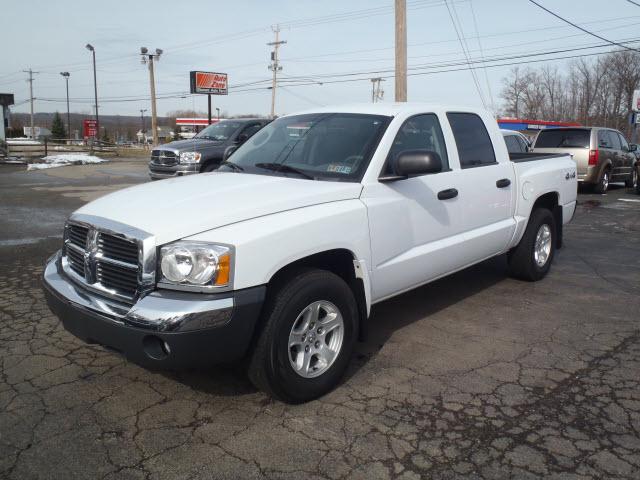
267,25,287,118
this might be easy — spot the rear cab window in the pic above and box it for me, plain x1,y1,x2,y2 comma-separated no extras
447,112,496,168
535,129,590,149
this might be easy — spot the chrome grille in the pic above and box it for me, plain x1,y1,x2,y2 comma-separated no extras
62,220,145,302
151,150,178,166
67,224,88,249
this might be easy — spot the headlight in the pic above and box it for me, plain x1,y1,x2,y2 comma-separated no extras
179,151,202,164
159,241,233,291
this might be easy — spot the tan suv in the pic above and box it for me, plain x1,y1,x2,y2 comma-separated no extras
532,127,637,193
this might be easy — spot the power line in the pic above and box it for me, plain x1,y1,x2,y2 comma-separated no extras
626,0,640,6
469,0,495,112
528,0,640,53
444,0,487,109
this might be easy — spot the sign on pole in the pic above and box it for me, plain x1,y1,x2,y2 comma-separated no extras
83,119,97,138
190,71,228,95
632,90,640,112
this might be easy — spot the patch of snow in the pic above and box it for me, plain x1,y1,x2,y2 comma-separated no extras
27,153,107,171
7,138,42,145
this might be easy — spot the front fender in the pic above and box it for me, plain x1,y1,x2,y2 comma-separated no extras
185,199,372,304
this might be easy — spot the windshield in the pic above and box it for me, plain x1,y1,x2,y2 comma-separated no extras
195,121,243,141
221,113,390,181
534,129,590,149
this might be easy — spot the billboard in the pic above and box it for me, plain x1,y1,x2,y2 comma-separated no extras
83,119,97,138
190,71,228,95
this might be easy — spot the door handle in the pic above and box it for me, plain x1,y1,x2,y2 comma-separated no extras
437,188,458,200
496,178,511,188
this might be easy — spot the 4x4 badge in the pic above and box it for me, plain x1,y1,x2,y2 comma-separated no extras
565,171,576,180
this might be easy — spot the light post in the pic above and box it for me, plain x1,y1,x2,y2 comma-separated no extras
140,108,147,144
140,47,162,145
85,44,99,138
216,107,220,120
60,72,70,137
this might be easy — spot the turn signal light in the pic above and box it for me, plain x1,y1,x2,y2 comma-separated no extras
588,149,599,166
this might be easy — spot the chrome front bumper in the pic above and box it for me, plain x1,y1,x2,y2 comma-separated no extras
148,162,198,180
43,251,265,369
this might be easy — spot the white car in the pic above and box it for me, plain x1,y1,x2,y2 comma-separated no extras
501,128,532,154
43,103,577,402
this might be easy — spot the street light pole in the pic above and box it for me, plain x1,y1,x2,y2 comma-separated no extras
140,108,147,143
141,47,162,146
85,44,99,137
60,72,70,137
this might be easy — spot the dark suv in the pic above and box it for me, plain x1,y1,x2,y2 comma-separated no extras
148,118,269,180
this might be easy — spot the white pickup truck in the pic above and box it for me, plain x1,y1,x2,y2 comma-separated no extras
43,104,577,402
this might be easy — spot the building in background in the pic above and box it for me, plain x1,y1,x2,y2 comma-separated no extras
136,126,174,144
0,93,14,142
498,118,581,136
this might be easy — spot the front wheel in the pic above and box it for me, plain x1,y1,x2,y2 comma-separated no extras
248,269,358,403
625,167,637,189
508,208,556,282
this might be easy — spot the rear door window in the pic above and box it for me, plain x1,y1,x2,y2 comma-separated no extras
608,131,622,150
535,129,590,148
447,112,496,168
618,132,630,151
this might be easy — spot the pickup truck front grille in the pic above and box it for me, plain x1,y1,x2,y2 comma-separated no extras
151,150,178,166
63,221,142,302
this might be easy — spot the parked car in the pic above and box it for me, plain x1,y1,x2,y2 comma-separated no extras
532,127,636,193
501,129,531,154
43,103,577,402
148,118,269,180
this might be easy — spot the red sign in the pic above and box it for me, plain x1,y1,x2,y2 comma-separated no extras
83,119,97,138
190,71,228,95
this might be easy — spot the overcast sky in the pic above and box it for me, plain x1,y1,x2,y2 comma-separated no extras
2,0,640,118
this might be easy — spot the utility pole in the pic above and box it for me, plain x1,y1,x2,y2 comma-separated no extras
267,25,286,118
23,69,38,139
60,72,71,137
140,108,147,142
141,47,162,145
371,77,385,103
395,0,407,102
85,44,99,137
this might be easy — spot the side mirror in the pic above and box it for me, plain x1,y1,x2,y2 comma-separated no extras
630,143,637,152
223,145,238,161
236,133,249,144
394,150,443,178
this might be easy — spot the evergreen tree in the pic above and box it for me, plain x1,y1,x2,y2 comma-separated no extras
51,112,67,141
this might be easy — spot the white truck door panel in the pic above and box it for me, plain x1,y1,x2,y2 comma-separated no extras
361,113,469,302
445,112,515,263
362,172,468,301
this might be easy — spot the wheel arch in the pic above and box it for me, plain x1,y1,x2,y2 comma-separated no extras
263,248,370,342
531,191,562,249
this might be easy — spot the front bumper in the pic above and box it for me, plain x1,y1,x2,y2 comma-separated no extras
42,252,265,369
148,162,198,180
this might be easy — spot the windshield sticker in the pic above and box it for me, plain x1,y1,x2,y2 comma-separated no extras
327,164,352,174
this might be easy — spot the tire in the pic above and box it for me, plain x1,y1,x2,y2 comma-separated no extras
625,167,637,189
594,168,610,194
508,208,556,282
248,269,358,403
634,166,640,195
201,162,218,173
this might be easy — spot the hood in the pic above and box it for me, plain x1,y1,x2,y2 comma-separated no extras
157,138,224,151
74,173,363,244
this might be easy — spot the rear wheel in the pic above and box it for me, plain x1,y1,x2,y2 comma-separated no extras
508,208,556,282
248,269,358,403
594,168,610,194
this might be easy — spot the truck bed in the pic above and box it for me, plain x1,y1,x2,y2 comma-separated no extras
509,152,568,163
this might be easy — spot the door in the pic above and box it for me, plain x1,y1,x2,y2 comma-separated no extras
616,132,635,180
362,114,468,301
597,130,619,179
446,113,515,264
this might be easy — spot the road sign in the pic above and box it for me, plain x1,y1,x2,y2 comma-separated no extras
190,71,228,95
83,119,97,138
633,90,640,112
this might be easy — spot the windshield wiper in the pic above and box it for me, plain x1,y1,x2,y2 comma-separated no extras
218,161,244,172
255,162,314,180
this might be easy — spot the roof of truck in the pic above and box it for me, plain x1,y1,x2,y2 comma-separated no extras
287,102,490,117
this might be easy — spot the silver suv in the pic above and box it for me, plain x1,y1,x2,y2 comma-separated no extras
532,127,636,193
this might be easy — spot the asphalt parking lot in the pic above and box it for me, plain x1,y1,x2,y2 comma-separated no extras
1,160,639,479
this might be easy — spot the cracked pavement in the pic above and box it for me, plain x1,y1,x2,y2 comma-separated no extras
1,162,639,479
